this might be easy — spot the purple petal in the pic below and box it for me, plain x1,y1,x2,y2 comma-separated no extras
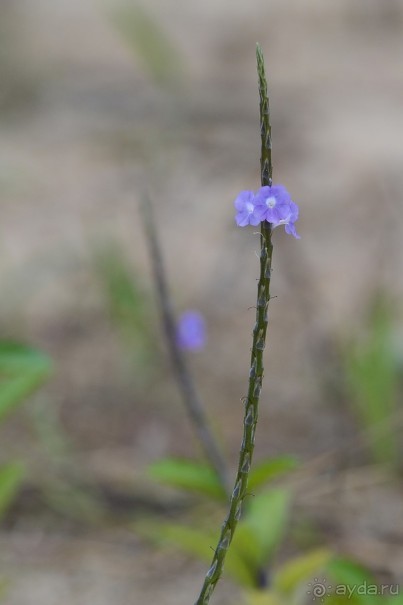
177,311,206,351
254,185,290,225
284,222,300,239
275,203,292,221
288,201,299,222
256,184,292,207
235,210,251,227
234,190,259,227
249,213,262,226
267,184,292,205
264,208,278,223
256,185,272,200
234,190,255,212
252,200,269,222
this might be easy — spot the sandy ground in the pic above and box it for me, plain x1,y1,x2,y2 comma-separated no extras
1,0,403,603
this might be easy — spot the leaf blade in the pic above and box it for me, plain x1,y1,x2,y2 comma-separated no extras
0,343,51,421
148,458,226,501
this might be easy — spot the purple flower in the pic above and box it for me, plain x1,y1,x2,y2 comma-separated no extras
176,311,206,351
233,184,300,238
253,185,300,239
234,190,261,227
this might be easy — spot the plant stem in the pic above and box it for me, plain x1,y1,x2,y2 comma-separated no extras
193,43,274,605
141,195,231,497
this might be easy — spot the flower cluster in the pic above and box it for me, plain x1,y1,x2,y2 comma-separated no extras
234,184,300,238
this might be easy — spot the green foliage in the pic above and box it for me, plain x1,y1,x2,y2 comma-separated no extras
248,456,298,492
94,244,155,368
241,549,330,605
0,342,51,422
148,455,297,503
29,399,106,524
149,458,226,501
344,297,400,467
110,3,184,86
30,398,71,461
240,489,291,566
144,453,393,604
143,454,302,591
385,596,403,605
138,486,291,589
244,590,283,605
230,523,266,576
241,551,401,605
325,556,387,605
0,342,51,523
0,462,25,520
139,521,257,588
272,548,331,595
327,556,377,593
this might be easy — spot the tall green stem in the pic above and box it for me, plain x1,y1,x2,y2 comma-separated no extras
193,44,274,605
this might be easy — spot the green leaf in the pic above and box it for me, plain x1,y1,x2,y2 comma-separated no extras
0,461,25,520
93,245,155,368
137,521,256,588
230,523,264,573
0,343,51,422
109,5,184,86
244,589,284,605
273,549,331,594
242,488,291,564
148,458,226,501
344,297,399,467
326,592,362,605
137,520,214,561
326,557,380,605
384,595,403,605
248,456,298,492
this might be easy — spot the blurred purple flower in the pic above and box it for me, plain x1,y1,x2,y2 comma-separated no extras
177,311,206,351
234,190,261,227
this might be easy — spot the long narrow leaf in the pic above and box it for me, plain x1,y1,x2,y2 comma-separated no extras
248,456,298,492
0,461,25,520
148,458,226,501
138,521,256,588
326,557,380,605
0,343,51,421
242,489,291,564
273,549,331,595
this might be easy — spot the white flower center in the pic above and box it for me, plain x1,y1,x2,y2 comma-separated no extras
266,196,276,208
246,202,254,213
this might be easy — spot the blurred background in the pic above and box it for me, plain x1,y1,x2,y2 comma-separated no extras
0,1,403,603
